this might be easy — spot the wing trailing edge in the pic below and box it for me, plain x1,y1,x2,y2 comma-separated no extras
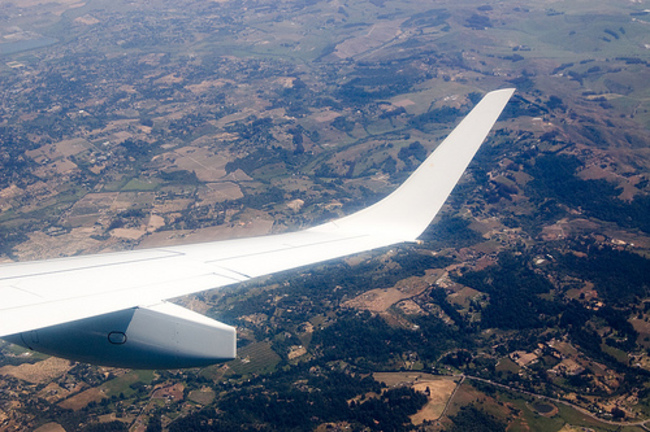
0,89,515,353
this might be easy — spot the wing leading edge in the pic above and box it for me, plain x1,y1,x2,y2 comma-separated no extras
0,89,515,340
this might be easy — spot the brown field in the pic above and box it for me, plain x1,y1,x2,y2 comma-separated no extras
147,214,166,232
137,218,274,248
160,146,230,182
25,138,91,161
511,350,539,367
579,163,641,201
98,413,134,425
67,214,101,228
214,108,259,128
152,383,184,401
154,73,183,85
152,198,194,214
547,340,579,358
469,217,501,236
111,191,155,211
13,228,109,260
343,288,412,312
67,192,118,227
631,318,650,349
373,372,459,425
59,387,106,411
188,388,215,405
444,380,527,428
55,138,92,158
566,218,600,234
221,168,253,182
344,274,432,311
558,426,585,432
392,98,415,108
110,227,146,240
496,357,521,374
70,192,119,214
287,345,307,360
32,159,78,178
472,240,503,255
540,219,568,241
410,379,458,425
311,109,341,123
186,79,233,94
34,423,66,432
74,15,100,25
374,371,446,387
37,382,74,403
333,19,403,59
447,286,481,308
0,184,22,199
198,182,243,204
395,299,425,315
0,357,73,384
601,228,650,249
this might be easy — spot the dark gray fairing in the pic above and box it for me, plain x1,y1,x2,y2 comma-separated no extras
4,303,236,369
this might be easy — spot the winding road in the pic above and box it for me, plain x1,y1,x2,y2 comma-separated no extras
450,374,650,430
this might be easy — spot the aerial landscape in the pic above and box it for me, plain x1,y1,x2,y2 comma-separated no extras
0,0,649,430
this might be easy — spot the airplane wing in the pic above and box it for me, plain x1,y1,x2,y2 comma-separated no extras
0,89,515,369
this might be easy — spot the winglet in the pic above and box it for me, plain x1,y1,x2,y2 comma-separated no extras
311,88,515,241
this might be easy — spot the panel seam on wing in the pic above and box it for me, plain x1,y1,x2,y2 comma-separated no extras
202,233,373,265
0,252,185,281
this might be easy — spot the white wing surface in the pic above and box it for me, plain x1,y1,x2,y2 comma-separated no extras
0,89,514,351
